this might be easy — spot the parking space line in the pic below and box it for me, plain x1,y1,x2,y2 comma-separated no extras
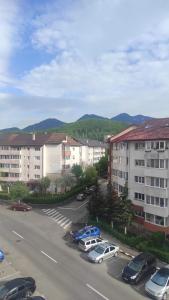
12,231,24,240
86,283,110,300
40,251,58,264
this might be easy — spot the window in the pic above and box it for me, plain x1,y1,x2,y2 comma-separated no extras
134,192,144,201
35,147,40,151
146,177,167,188
135,142,145,150
145,141,151,151
105,248,109,253
147,159,166,169
35,174,40,179
135,160,145,166
135,210,144,218
35,156,40,160
135,176,145,184
145,213,165,226
35,165,40,169
146,195,168,207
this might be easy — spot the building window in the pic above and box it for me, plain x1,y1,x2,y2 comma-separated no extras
135,160,145,167
35,147,40,151
147,159,166,169
145,141,166,151
35,156,40,160
146,195,168,207
135,142,145,150
146,176,167,188
135,176,145,184
35,174,40,179
35,165,40,169
134,210,144,218
145,213,165,226
134,192,144,201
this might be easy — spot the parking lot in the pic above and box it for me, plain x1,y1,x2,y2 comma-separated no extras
64,233,155,299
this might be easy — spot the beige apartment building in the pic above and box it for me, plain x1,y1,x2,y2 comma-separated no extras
108,118,169,234
0,133,107,183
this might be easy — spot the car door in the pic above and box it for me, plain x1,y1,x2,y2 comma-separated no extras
90,238,96,250
109,246,116,257
104,247,110,260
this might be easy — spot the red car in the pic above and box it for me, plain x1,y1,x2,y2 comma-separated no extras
10,202,32,212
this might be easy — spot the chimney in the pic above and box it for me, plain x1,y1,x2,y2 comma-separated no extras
32,133,36,141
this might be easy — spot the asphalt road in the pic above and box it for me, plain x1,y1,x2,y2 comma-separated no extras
0,204,149,300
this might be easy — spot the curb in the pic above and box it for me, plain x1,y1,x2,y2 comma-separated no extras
119,249,135,259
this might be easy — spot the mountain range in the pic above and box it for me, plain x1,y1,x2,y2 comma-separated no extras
0,113,153,134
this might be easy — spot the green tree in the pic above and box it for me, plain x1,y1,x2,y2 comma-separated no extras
62,173,76,190
87,183,106,219
105,185,120,223
71,164,83,181
10,182,29,201
39,177,51,194
84,166,98,185
95,154,108,177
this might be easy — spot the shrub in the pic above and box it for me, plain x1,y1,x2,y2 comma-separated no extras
0,192,11,200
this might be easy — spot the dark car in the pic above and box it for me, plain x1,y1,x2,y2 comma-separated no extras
70,225,101,242
122,252,156,284
10,202,32,212
0,277,36,300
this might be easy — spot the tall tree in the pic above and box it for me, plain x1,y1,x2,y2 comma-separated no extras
95,154,108,177
87,183,106,219
39,177,51,194
84,166,98,185
71,164,83,182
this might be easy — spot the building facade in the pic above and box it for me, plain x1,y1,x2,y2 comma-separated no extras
108,119,169,233
0,133,107,183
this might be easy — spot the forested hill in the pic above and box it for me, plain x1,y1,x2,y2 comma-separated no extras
49,119,127,141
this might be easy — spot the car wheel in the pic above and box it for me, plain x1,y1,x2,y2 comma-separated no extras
25,290,32,297
163,293,167,300
98,258,103,264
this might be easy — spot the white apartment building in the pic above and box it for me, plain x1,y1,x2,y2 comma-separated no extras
108,118,169,234
0,133,107,183
0,133,81,182
77,138,107,167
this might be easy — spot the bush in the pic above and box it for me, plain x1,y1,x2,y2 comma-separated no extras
0,192,11,200
23,184,86,204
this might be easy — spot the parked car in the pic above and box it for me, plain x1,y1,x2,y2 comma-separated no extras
145,265,169,300
87,242,119,263
0,277,36,300
10,202,32,212
78,237,108,252
70,225,101,242
0,249,4,262
76,193,85,201
122,252,156,284
20,297,45,300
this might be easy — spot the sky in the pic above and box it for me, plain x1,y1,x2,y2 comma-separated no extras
1,0,169,129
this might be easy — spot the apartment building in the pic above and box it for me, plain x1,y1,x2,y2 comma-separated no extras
0,133,107,183
108,118,169,234
0,133,81,182
77,138,107,167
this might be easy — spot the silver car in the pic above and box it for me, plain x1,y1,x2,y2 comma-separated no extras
145,265,169,300
78,237,108,252
87,242,119,263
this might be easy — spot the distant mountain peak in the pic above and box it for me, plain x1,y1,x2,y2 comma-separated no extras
23,118,65,132
111,113,153,124
78,114,109,121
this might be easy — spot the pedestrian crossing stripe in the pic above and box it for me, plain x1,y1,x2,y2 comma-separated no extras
41,208,72,229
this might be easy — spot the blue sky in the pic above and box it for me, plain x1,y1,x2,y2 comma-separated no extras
1,0,169,128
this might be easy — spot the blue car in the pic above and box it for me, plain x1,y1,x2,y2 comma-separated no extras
0,249,5,262
70,225,101,242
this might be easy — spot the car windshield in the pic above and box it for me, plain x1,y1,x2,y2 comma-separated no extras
0,285,8,297
128,260,143,272
78,229,85,235
94,246,104,254
151,271,169,287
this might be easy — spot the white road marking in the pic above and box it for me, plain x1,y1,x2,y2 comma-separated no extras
58,200,89,211
12,231,24,239
40,251,58,263
46,209,56,215
60,218,71,227
56,216,65,224
86,284,110,300
47,210,59,217
57,216,67,224
53,214,63,222
63,220,72,229
50,211,60,218
42,208,50,212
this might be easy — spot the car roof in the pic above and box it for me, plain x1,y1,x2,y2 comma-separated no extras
133,252,155,262
97,242,117,249
158,267,169,277
83,225,98,230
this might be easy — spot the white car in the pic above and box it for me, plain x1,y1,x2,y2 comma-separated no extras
78,237,108,252
87,242,119,263
145,265,169,300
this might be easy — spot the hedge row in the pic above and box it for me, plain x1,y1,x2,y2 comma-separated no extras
89,218,169,263
0,192,11,200
24,185,86,204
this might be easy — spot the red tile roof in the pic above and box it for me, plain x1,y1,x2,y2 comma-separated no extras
0,133,81,146
110,118,169,142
